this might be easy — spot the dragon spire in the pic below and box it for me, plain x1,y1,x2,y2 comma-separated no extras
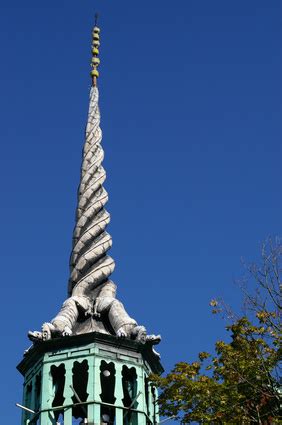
28,20,160,353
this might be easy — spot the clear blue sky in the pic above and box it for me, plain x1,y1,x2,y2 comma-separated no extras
0,1,281,423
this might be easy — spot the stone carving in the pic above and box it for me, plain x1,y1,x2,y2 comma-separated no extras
28,87,160,350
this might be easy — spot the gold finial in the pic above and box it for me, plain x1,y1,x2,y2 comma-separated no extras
91,13,100,86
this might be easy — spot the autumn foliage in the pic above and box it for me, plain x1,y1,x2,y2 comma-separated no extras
151,239,281,423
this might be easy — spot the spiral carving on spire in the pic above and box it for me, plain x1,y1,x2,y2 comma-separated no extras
68,86,115,297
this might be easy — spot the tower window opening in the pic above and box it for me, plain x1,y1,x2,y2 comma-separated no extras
23,382,32,422
51,363,66,421
122,366,138,425
72,360,89,422
144,376,150,417
101,406,116,425
100,361,116,424
151,385,157,425
34,372,42,413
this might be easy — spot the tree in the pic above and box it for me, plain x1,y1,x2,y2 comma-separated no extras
151,238,281,424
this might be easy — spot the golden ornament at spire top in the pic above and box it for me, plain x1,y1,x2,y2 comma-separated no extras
91,17,100,86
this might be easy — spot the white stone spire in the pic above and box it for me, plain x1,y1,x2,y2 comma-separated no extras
68,86,115,297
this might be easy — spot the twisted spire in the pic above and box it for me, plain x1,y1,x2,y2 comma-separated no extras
68,23,115,297
28,20,161,352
